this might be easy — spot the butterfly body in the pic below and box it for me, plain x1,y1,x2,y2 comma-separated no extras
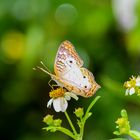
38,40,100,97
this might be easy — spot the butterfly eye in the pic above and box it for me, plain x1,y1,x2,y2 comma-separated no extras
69,60,73,63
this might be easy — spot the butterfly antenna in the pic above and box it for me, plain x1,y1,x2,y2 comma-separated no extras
33,66,52,76
40,61,51,73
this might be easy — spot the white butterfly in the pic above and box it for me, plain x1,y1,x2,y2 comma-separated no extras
36,40,100,97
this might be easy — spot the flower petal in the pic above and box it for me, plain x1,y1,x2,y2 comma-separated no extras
136,76,140,86
47,98,53,108
65,94,71,101
60,97,68,112
68,92,79,100
129,87,135,95
53,98,62,112
53,97,68,112
125,89,129,96
126,82,131,88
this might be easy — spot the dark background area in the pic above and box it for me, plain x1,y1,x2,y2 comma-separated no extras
0,0,140,140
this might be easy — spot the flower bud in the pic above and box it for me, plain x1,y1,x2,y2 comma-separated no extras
53,119,62,127
43,115,54,125
74,108,84,118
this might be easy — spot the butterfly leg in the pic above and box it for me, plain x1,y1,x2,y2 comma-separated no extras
48,79,54,90
48,79,59,90
51,84,59,89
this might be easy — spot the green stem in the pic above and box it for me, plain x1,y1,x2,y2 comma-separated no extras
85,96,101,120
64,111,78,136
43,126,76,139
79,96,101,140
79,118,84,140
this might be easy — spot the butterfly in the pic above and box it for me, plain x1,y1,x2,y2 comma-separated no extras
36,40,100,97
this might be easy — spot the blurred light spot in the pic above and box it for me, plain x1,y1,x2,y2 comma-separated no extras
1,31,25,63
82,10,112,36
0,1,6,18
55,3,78,26
126,30,140,56
112,0,137,32
12,0,50,20
12,0,32,20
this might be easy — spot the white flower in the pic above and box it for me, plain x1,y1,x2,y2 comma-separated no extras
136,76,140,87
125,87,135,96
47,90,78,112
129,87,135,95
47,97,68,112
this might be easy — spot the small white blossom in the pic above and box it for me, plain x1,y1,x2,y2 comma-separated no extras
125,87,135,96
125,89,129,96
47,91,78,112
129,87,135,95
136,76,140,87
125,82,131,88
124,75,140,96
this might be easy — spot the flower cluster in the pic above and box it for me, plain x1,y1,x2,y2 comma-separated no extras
47,87,78,112
114,109,140,139
43,114,62,132
114,109,130,135
124,76,140,96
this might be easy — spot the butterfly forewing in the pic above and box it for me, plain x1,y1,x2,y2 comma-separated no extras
54,40,83,76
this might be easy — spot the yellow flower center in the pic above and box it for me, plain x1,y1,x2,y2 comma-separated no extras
49,88,66,98
124,76,136,88
116,118,126,126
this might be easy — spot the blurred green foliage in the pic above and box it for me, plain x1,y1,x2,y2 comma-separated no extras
0,0,140,140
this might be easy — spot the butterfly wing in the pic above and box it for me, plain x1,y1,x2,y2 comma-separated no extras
79,68,100,97
54,40,83,76
53,67,100,97
59,67,100,97
53,40,100,97
36,65,100,97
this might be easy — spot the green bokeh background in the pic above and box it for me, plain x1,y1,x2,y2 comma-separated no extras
0,0,140,140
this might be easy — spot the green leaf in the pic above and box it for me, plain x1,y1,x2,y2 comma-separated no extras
43,126,57,132
83,96,101,123
43,126,76,139
85,112,92,121
113,131,121,135
129,130,140,139
77,119,82,128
